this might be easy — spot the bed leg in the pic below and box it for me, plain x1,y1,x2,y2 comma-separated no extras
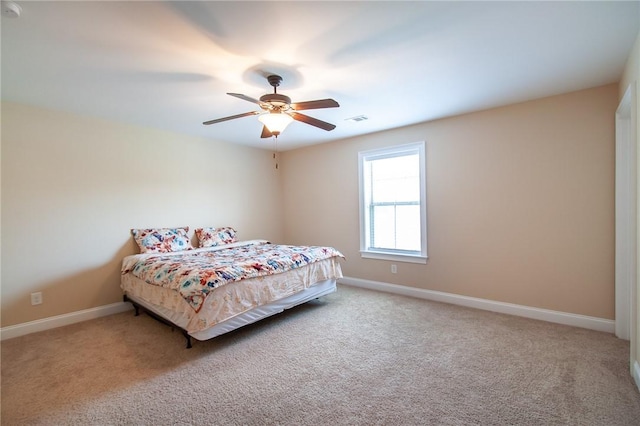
183,332,193,349
123,295,140,316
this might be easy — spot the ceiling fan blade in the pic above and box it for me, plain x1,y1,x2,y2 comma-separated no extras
202,111,260,125
290,112,336,131
291,99,339,111
261,126,273,138
227,93,263,105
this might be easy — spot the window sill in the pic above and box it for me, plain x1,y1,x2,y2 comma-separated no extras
360,251,427,264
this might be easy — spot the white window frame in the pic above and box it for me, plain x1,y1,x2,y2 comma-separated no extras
358,141,427,264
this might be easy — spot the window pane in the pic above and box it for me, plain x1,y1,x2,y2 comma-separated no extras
371,205,395,249
371,205,421,251
370,154,419,203
396,205,421,251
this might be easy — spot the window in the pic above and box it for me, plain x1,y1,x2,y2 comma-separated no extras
358,141,427,263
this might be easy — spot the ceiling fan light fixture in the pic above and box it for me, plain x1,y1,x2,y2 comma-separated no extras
259,112,294,136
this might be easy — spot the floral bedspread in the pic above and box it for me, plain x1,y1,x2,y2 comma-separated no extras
123,241,344,312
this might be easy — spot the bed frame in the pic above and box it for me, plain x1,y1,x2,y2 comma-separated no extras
123,294,195,348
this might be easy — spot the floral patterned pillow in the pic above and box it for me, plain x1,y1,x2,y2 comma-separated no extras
195,227,237,248
131,227,192,253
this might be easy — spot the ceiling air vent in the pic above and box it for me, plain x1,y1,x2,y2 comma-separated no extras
345,115,368,123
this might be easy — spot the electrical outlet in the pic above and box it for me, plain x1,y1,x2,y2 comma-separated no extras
391,264,397,274
30,292,42,306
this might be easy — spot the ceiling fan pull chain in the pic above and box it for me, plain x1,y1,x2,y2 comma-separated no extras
273,136,279,170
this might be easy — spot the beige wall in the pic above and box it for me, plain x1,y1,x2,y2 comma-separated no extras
0,102,284,327
0,84,622,330
620,28,640,378
282,84,618,320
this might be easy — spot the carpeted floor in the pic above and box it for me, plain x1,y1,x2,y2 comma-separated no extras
2,284,639,425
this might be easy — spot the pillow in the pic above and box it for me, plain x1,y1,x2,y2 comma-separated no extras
131,227,192,253
195,227,237,248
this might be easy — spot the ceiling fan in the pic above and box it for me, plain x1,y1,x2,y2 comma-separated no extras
203,74,339,138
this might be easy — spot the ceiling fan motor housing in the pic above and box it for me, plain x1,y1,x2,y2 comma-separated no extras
260,93,292,108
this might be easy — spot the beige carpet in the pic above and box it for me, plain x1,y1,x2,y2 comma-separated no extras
2,285,639,425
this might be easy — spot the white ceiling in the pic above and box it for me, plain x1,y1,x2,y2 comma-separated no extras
1,1,638,151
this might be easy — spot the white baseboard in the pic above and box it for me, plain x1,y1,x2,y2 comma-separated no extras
634,361,640,393
338,277,615,333
1,280,618,340
0,302,132,341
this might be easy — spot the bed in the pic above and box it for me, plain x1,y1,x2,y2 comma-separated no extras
121,232,344,348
